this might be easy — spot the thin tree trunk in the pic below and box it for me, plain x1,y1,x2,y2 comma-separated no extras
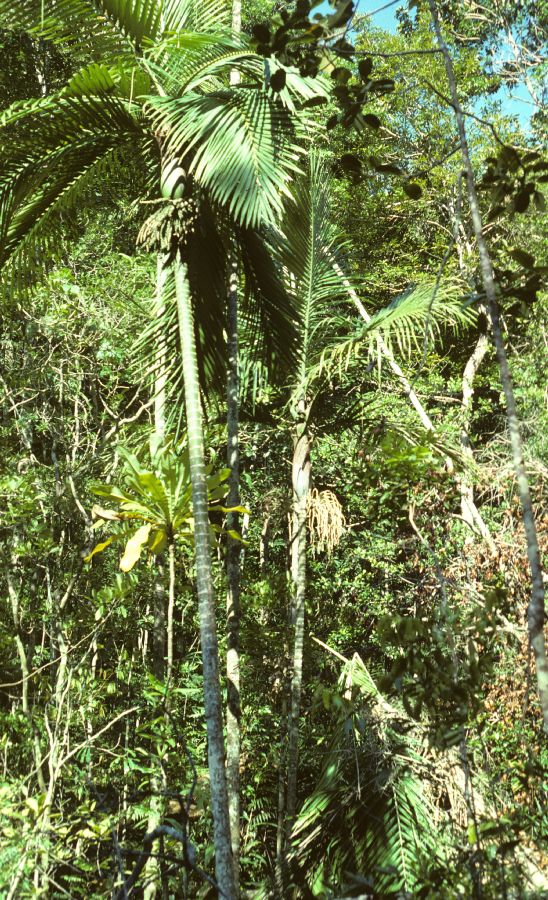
226,258,241,893
144,254,170,900
275,676,289,894
286,402,311,836
429,0,548,732
174,257,235,898
166,541,176,689
152,570,166,681
459,332,496,551
226,3,243,890
6,564,46,794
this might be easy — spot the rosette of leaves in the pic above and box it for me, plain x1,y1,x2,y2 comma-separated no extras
86,440,245,571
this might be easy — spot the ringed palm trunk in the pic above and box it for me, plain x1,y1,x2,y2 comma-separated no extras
174,257,235,899
152,253,169,680
226,257,241,893
226,2,243,888
144,253,170,900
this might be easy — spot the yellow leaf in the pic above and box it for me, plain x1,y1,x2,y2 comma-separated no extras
92,504,120,521
120,524,151,572
84,537,115,562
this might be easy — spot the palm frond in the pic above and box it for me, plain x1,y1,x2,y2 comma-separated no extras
93,0,230,50
0,91,142,173
144,27,327,101
0,0,229,64
0,140,139,295
316,281,477,380
238,225,299,373
62,60,152,100
146,89,303,228
276,68,330,114
0,90,145,291
157,0,229,37
289,653,442,897
274,152,357,385
144,34,252,96
0,0,126,59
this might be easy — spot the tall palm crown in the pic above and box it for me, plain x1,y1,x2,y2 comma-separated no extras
0,0,321,379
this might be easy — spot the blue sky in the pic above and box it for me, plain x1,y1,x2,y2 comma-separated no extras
358,0,400,32
318,0,533,128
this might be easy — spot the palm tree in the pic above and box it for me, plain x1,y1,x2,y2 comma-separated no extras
0,3,321,894
289,648,442,897
271,154,475,873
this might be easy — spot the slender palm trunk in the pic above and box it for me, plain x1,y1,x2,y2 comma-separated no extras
226,3,243,889
154,253,168,440
286,403,311,836
226,259,241,892
152,252,169,680
429,0,548,731
144,254,170,900
174,257,235,898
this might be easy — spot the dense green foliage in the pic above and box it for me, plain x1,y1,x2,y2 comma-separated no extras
0,1,547,898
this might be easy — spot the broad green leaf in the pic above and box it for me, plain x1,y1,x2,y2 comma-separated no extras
148,527,168,554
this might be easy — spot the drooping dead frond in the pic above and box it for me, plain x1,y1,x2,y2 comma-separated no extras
307,487,345,555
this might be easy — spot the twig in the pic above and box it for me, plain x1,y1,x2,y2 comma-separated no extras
114,826,221,900
0,604,116,690
355,48,443,57
112,829,128,900
422,77,506,146
59,706,138,768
